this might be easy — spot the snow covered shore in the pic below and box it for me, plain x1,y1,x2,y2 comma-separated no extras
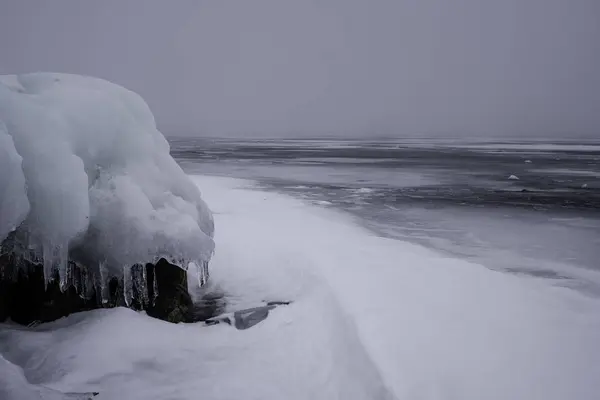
2,176,599,400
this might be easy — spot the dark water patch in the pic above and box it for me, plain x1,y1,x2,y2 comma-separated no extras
504,268,572,280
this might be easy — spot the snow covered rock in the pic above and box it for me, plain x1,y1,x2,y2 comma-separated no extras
0,73,214,323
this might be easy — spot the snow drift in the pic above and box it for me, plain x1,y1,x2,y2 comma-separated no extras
0,73,214,287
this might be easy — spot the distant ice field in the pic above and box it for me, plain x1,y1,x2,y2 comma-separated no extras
172,138,600,295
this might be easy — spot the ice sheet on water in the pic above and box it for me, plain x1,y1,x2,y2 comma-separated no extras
0,73,214,284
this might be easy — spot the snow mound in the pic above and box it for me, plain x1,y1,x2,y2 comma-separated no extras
508,174,520,180
0,73,214,285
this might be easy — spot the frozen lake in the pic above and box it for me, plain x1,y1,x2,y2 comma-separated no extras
173,138,600,295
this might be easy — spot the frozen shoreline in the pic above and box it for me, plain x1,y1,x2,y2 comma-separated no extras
1,175,599,400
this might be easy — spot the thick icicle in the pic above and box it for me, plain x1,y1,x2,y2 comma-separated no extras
123,265,133,307
58,244,69,291
138,264,149,307
42,245,52,289
152,268,158,305
98,261,108,304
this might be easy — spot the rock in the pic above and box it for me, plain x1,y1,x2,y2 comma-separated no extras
63,392,99,399
146,258,193,323
0,255,98,325
205,302,292,330
0,249,199,325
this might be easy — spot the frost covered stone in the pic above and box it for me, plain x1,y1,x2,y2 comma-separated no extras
0,73,214,286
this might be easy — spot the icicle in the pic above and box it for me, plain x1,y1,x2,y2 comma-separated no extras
58,244,69,292
190,262,201,289
42,245,52,289
72,262,81,295
99,261,108,304
140,264,148,306
152,267,158,304
123,265,133,307
202,260,210,286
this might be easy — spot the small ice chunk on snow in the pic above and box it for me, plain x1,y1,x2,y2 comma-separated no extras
524,159,532,163
581,183,588,189
0,73,214,284
508,175,520,180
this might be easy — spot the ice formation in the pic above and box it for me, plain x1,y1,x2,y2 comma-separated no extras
0,73,214,287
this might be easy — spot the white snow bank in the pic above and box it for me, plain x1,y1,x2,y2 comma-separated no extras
0,73,214,285
0,297,392,399
199,177,600,400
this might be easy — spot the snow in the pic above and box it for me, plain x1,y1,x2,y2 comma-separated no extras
0,124,29,243
0,354,96,400
508,174,519,180
2,176,600,400
0,73,214,284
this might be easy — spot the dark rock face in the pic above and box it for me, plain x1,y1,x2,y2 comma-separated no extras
0,252,201,325
0,254,98,325
146,259,193,323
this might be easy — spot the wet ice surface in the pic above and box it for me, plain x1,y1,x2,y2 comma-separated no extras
172,138,600,294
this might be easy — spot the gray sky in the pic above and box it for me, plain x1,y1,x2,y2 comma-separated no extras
1,0,599,138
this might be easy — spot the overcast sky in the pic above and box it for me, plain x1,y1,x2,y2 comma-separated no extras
1,0,599,138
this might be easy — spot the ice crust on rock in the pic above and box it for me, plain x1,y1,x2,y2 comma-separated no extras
0,73,214,285
0,124,29,243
